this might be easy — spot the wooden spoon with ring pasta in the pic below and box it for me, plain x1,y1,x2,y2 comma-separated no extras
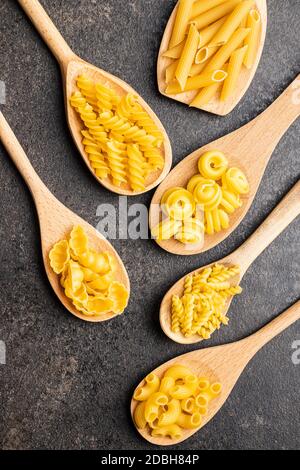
160,179,300,344
158,0,267,115
0,112,130,322
131,300,300,445
150,74,300,255
17,0,172,196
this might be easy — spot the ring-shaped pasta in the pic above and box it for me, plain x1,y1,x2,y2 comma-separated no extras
193,180,222,211
161,187,183,215
187,175,207,194
175,218,204,244
164,189,196,221
224,167,249,194
151,218,182,241
198,150,228,180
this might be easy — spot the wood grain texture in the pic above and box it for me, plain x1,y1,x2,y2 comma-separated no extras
131,300,300,446
17,0,172,196
157,0,267,116
160,179,300,344
150,74,300,256
0,111,130,323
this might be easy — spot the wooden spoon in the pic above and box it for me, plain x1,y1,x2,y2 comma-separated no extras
160,179,300,344
150,74,300,255
157,0,267,115
131,300,300,446
0,111,130,323
17,0,172,196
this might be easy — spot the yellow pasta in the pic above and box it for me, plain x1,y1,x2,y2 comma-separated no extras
134,402,147,429
195,45,219,64
158,399,181,426
221,45,248,101
164,188,195,221
198,15,229,47
198,150,228,180
49,226,129,317
166,70,227,94
190,0,230,19
151,425,183,440
175,218,204,244
176,24,200,91
145,392,169,423
203,27,250,72
127,143,146,192
170,264,242,338
223,167,250,194
49,240,70,275
244,9,261,69
190,72,225,107
192,0,242,30
134,373,160,401
165,60,179,83
189,61,208,77
71,75,165,192
169,0,194,49
177,411,202,429
163,40,185,59
209,0,254,46
133,364,223,440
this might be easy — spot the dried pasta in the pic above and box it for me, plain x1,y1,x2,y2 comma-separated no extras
152,149,249,245
161,0,261,108
49,226,129,317
70,74,165,192
133,364,222,440
170,263,242,339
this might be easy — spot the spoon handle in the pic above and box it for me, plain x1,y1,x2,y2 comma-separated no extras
242,300,300,357
17,0,75,66
232,74,300,162
0,111,51,205
231,180,300,271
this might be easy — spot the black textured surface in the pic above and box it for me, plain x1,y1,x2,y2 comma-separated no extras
0,0,300,450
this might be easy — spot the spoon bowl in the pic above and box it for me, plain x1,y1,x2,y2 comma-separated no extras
157,0,267,116
131,300,300,445
0,111,130,323
150,75,300,256
18,0,172,196
160,179,300,343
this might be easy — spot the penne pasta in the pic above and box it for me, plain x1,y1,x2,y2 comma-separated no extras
169,0,195,49
203,27,250,72
176,24,200,90
163,40,186,59
244,9,261,69
165,60,179,83
166,69,228,94
189,61,207,77
190,64,228,107
196,45,219,64
192,0,241,30
209,0,254,46
190,0,230,19
198,15,229,48
221,45,248,101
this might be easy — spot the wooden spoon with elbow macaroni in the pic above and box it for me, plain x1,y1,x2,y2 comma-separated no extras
157,0,267,115
17,0,172,196
0,112,130,322
131,300,300,445
150,74,300,256
160,179,300,344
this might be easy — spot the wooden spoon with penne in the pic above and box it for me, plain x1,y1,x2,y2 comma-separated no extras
158,0,267,115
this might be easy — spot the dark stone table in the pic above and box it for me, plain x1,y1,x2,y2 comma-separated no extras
0,0,299,451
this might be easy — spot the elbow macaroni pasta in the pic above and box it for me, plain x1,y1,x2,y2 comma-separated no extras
162,0,262,106
133,364,222,440
70,74,165,192
49,226,129,317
